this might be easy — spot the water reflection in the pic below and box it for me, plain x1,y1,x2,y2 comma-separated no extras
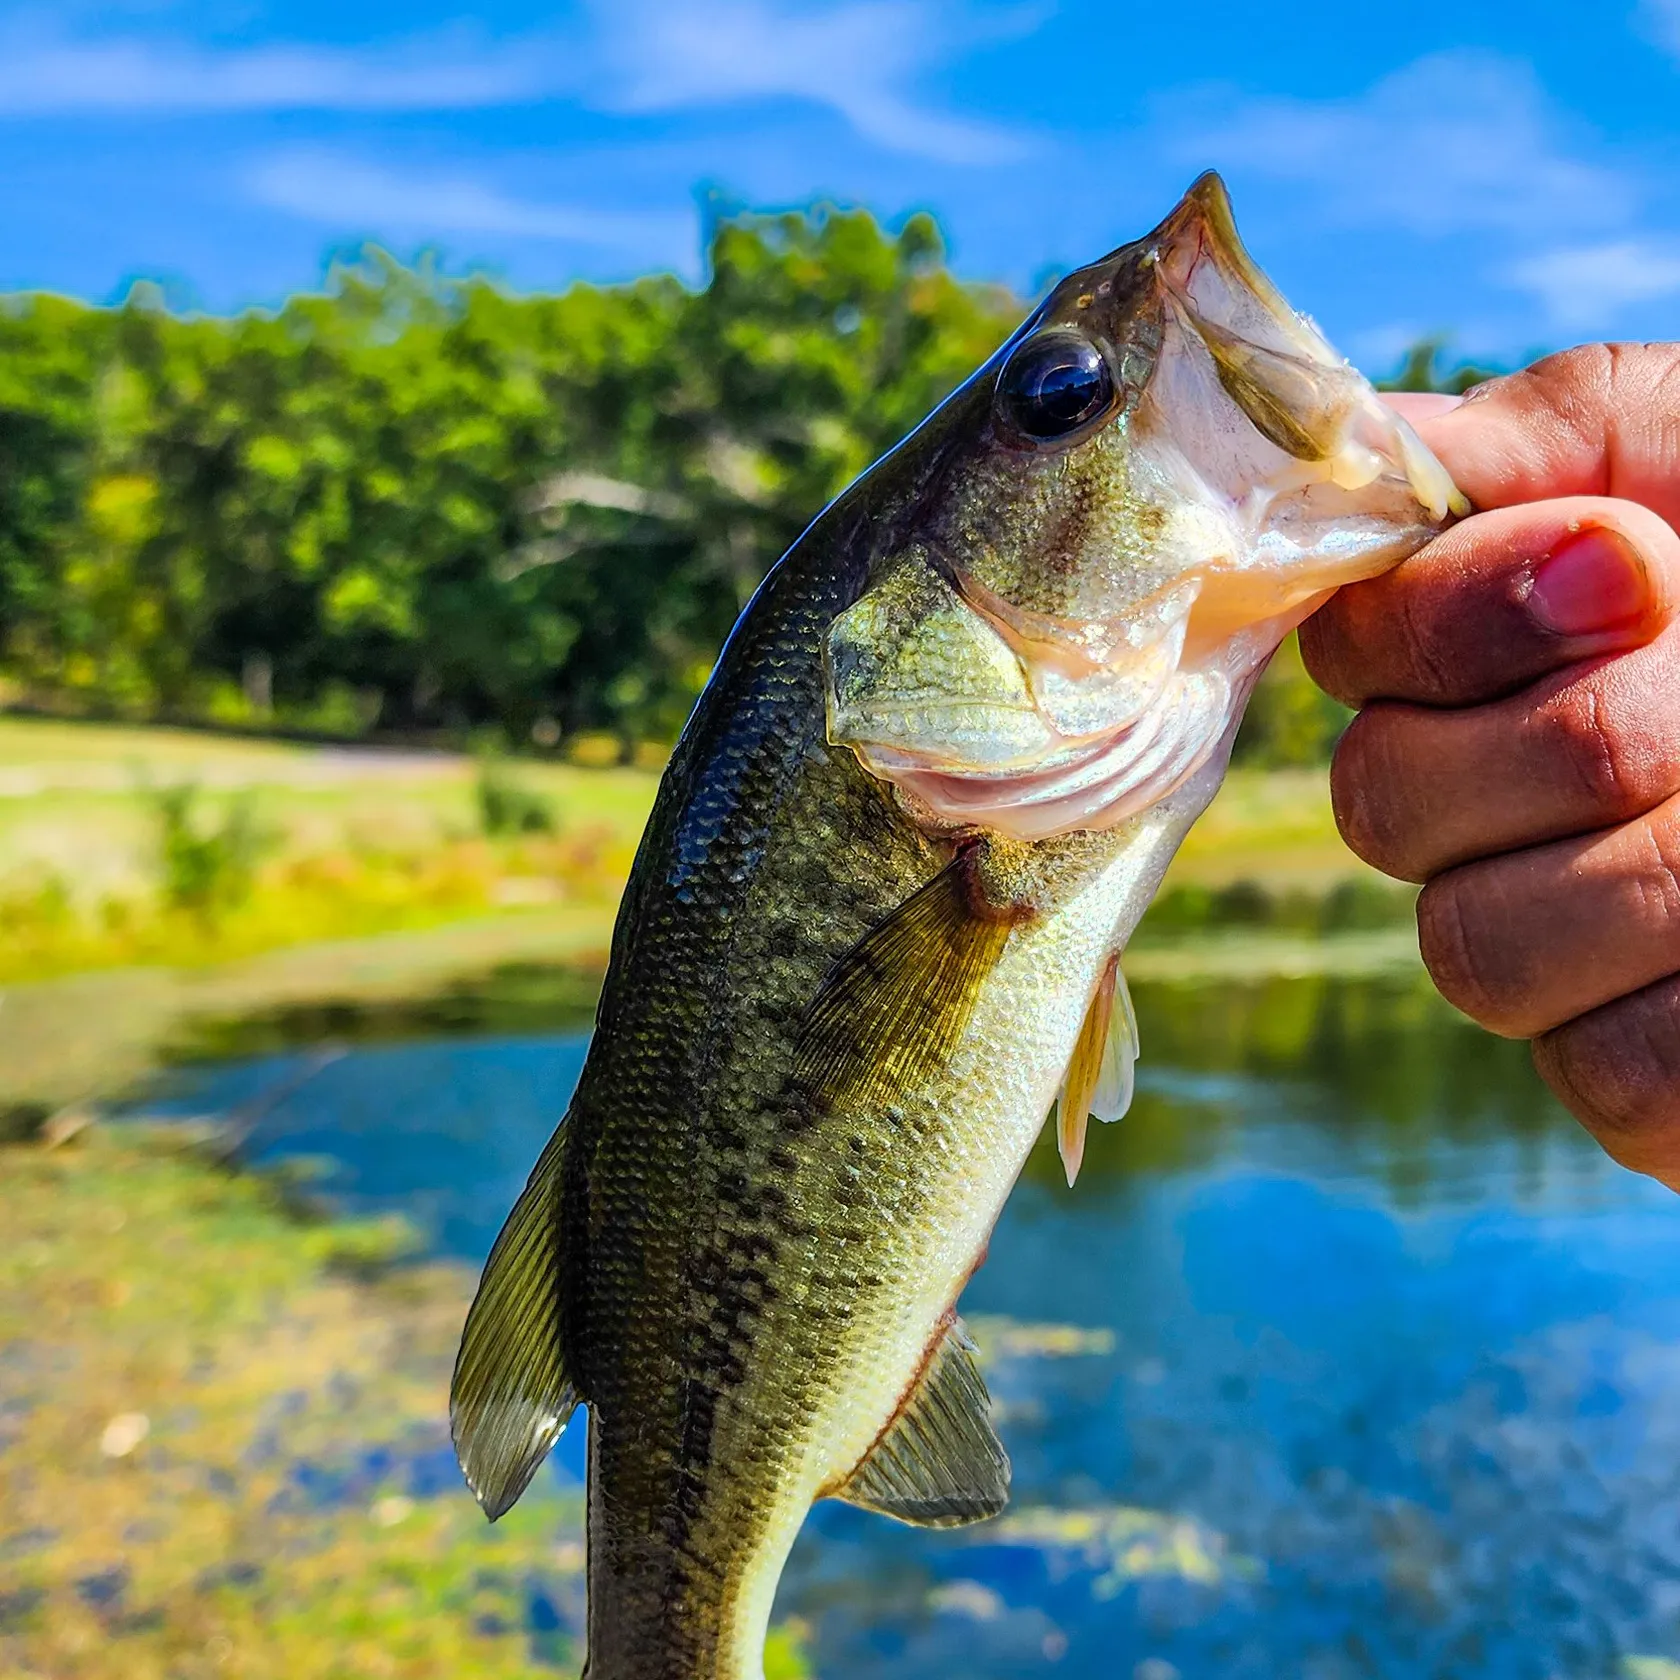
131,962,1680,1680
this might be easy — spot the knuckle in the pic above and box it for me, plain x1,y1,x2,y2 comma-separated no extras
1521,345,1617,438
1329,711,1425,879
1416,872,1532,1035
1535,981,1680,1165
1541,680,1649,819
1606,344,1680,500
1635,810,1680,930
1393,574,1461,703
1514,344,1680,504
1607,339,1680,415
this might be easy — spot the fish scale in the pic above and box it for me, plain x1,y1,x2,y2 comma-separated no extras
450,173,1466,1680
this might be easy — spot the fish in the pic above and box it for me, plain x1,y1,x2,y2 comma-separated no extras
449,172,1466,1680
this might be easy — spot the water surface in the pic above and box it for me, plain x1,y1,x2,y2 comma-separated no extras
136,964,1680,1680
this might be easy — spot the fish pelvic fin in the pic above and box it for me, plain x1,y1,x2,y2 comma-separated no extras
1056,953,1140,1187
793,846,1015,1112
450,1119,578,1522
830,1315,1010,1528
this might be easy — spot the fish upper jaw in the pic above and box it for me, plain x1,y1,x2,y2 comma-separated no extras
1130,170,1468,636
824,172,1470,844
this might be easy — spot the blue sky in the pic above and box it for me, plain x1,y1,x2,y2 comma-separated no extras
1,0,1677,371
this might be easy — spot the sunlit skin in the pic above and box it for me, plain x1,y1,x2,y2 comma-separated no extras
1300,345,1680,1189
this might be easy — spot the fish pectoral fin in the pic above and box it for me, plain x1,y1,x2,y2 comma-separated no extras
1056,954,1140,1187
831,1315,1010,1529
450,1120,578,1522
794,847,1014,1112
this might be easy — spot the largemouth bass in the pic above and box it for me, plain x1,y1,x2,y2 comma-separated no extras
450,173,1465,1679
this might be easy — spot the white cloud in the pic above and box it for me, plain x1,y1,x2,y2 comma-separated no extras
0,25,545,114
246,150,692,255
1168,51,1633,240
0,1,1039,163
1640,0,1680,59
1506,239,1680,330
590,0,1041,164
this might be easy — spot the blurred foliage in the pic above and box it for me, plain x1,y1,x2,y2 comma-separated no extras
1376,338,1505,397
0,208,1498,766
0,209,1015,755
475,754,558,837
1232,631,1350,769
152,783,270,915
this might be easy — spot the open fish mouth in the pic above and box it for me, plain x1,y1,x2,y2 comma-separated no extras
824,172,1466,842
1147,173,1466,534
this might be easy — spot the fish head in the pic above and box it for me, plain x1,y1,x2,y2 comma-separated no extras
825,171,1466,841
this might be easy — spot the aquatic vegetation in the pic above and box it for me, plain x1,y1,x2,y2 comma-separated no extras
0,1124,816,1678
964,1318,1116,1361
986,1505,1254,1598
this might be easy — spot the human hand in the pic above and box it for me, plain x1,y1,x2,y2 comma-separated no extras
1300,345,1680,1186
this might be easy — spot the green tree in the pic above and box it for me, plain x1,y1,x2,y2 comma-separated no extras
0,239,1504,768
0,207,1019,753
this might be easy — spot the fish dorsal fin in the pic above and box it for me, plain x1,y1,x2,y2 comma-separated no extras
1056,954,1140,1186
832,1316,1010,1528
450,1124,578,1521
794,849,1013,1112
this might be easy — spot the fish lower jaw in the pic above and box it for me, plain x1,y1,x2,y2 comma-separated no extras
852,667,1237,844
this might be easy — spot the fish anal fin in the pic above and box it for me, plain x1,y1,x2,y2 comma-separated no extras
794,848,1014,1112
1057,954,1140,1187
1093,960,1140,1124
831,1315,1009,1528
450,1122,578,1522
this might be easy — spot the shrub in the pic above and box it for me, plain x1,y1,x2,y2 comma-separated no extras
474,758,557,837
153,783,270,915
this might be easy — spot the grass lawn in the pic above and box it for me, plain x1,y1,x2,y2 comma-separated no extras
0,716,658,984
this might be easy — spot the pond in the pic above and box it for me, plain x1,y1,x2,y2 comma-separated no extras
131,959,1680,1680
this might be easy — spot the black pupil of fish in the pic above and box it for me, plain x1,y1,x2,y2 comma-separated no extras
1000,336,1113,439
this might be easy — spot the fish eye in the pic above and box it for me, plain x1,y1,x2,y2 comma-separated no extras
996,331,1116,443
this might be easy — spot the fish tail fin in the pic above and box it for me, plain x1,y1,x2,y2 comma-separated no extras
450,1116,578,1521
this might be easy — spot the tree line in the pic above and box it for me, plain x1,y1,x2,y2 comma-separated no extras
0,205,1486,764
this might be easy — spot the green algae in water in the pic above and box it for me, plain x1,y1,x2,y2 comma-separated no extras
0,1125,807,1679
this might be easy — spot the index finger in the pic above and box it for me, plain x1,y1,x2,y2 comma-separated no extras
1302,494,1676,708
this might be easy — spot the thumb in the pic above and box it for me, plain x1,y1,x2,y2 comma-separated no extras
1400,344,1680,528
